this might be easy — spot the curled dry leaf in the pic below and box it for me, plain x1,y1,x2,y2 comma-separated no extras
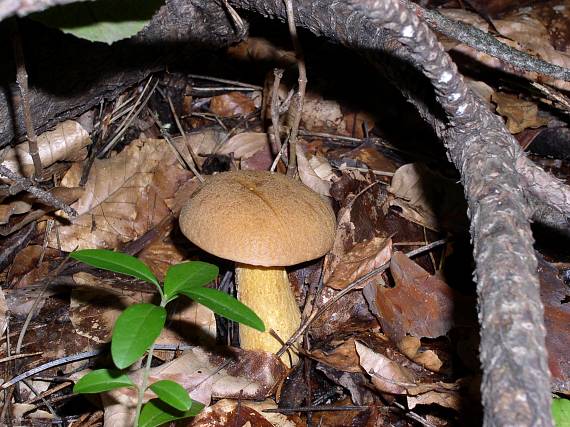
219,132,273,171
210,92,257,117
227,37,296,65
307,338,362,373
492,91,550,134
301,93,346,134
190,399,303,427
363,251,457,343
103,346,288,425
0,120,90,177
388,163,467,232
398,336,444,373
296,142,334,196
355,341,415,395
50,139,193,251
324,236,392,290
0,201,32,225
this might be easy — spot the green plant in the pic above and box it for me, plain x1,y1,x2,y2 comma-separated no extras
553,397,570,427
70,249,264,427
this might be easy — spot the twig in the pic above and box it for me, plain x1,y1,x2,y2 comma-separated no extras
164,92,203,176
277,239,446,357
188,74,263,90
0,165,77,217
97,77,158,158
9,18,42,179
284,0,307,177
402,0,570,82
0,352,42,364
270,68,285,161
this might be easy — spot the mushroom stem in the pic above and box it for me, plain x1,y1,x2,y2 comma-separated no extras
236,263,301,366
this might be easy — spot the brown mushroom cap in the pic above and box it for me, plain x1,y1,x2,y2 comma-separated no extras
179,170,336,266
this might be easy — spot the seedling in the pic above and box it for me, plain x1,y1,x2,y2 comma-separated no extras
70,249,264,427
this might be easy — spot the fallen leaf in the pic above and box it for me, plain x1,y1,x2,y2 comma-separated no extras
307,338,361,373
398,336,444,373
210,92,257,117
227,37,296,65
301,93,346,134
219,132,273,171
50,139,193,251
102,347,287,425
0,201,32,224
492,91,550,133
190,399,303,427
363,252,457,343
388,163,467,232
296,142,333,196
324,236,392,290
1,120,90,177
355,341,415,395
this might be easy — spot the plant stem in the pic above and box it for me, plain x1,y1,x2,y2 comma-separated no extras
133,299,166,426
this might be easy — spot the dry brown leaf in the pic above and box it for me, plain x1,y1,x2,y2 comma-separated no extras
173,129,228,169
210,92,257,117
355,341,415,395
50,139,193,251
71,272,216,345
190,399,303,427
398,336,444,373
0,201,32,224
307,338,361,373
492,91,550,133
102,347,287,425
296,142,334,196
227,37,296,65
407,388,461,411
0,120,90,177
301,94,346,134
219,132,273,171
388,163,466,232
363,252,457,343
324,236,392,290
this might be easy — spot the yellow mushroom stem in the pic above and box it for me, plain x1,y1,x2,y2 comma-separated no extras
236,263,301,366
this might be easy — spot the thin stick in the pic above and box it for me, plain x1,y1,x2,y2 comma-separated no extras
0,165,77,217
165,94,203,175
284,0,307,177
10,18,42,179
277,239,447,357
187,75,263,90
270,68,285,163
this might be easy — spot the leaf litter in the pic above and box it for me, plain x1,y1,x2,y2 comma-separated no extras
1,2,570,424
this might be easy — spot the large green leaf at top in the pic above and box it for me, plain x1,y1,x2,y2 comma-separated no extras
30,0,164,44
70,249,159,287
111,303,166,369
138,399,204,427
180,287,264,332
163,261,219,301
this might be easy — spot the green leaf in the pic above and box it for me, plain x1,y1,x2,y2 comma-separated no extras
180,287,264,332
111,304,166,369
553,398,570,427
149,380,192,411
164,261,218,301
73,369,134,394
30,0,164,45
138,398,204,427
70,249,159,287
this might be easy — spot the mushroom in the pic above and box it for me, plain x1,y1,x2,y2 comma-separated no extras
179,170,336,365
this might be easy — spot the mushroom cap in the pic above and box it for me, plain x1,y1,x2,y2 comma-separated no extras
179,170,336,266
